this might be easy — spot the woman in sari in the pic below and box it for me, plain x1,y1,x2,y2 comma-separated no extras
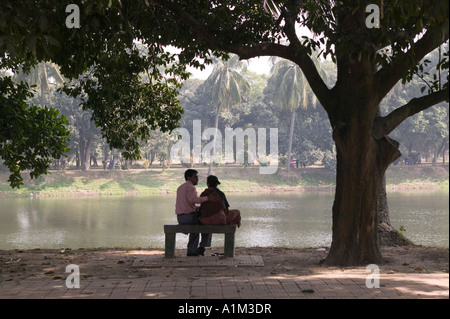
199,175,241,227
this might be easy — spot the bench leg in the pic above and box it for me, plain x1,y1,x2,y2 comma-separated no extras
224,233,235,258
165,232,176,258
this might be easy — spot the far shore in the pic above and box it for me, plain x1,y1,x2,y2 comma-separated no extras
0,164,448,198
0,182,444,199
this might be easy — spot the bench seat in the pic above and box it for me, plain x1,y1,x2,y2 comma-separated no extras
163,224,237,258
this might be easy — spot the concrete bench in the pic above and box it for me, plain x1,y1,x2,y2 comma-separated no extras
163,224,237,258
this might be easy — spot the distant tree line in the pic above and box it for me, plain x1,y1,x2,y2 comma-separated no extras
1,49,448,172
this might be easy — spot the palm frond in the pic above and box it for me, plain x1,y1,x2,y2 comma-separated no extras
268,57,324,111
202,55,250,111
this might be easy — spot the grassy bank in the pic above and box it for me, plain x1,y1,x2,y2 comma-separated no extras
0,164,448,198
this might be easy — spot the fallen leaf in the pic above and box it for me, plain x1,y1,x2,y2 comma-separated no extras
302,289,314,293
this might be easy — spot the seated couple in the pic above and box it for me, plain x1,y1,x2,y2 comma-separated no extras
175,169,241,256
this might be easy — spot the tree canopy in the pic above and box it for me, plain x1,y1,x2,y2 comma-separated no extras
1,1,448,185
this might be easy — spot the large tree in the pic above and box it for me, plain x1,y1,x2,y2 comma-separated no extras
1,0,448,265
146,0,449,266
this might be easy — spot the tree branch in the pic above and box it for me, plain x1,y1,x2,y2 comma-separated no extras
153,0,332,110
276,3,333,111
372,87,449,139
374,24,449,101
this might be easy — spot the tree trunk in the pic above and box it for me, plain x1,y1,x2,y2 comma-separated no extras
75,150,80,169
437,139,446,165
433,146,438,166
323,85,401,265
84,138,92,171
40,82,45,108
79,139,85,170
208,106,221,176
325,144,380,265
377,174,413,246
79,133,92,171
326,129,402,265
443,145,447,164
150,152,156,166
286,108,296,173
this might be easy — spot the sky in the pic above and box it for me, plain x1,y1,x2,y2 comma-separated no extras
188,56,272,79
185,24,315,80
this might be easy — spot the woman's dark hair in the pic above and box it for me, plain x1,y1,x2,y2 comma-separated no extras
207,175,220,188
184,169,198,180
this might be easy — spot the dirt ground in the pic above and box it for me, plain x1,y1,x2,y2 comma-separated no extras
1,245,448,283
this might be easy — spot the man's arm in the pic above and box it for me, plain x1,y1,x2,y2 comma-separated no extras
188,184,208,205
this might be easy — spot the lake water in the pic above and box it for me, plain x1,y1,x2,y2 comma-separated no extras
0,191,448,250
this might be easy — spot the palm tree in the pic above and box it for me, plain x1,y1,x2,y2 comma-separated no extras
13,61,64,107
201,55,250,175
267,59,319,173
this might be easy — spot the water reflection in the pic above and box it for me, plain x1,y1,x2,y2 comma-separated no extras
0,191,447,250
388,192,449,248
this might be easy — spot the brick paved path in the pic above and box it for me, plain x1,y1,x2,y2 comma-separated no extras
1,269,447,299
1,251,448,300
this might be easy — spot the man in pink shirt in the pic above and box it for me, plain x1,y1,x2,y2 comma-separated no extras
176,169,218,256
